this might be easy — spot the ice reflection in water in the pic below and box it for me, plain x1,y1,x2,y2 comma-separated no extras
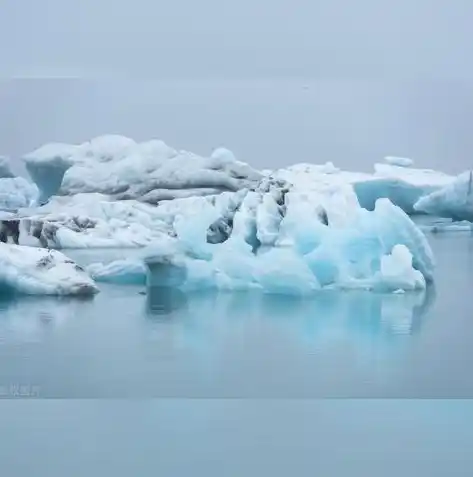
146,287,189,317
0,281,438,397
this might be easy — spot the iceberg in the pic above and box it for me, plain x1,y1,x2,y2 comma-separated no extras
13,191,246,249
352,163,453,214
12,146,443,276
14,134,446,295
23,142,79,204
0,155,38,211
384,156,414,168
87,198,434,294
0,243,98,296
22,135,454,217
414,171,473,222
17,141,437,295
14,193,174,248
87,259,147,285
0,177,38,211
270,161,453,215
0,156,15,178
23,135,262,204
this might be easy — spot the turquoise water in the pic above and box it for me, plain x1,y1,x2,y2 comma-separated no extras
1,228,472,398
1,400,473,476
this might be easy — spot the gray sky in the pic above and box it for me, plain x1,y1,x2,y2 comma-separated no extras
2,0,473,79
1,0,473,174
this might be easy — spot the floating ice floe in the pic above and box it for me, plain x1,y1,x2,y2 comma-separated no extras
0,243,98,296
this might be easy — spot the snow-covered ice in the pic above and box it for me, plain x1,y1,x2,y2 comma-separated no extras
0,243,98,296
15,193,174,248
13,191,246,249
269,160,453,215
23,135,262,204
22,135,455,216
414,171,473,222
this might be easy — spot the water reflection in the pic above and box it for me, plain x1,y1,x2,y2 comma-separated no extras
220,287,433,335
0,283,439,398
169,286,437,359
145,286,189,317
0,294,95,344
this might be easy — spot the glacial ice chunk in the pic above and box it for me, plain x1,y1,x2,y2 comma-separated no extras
272,160,453,215
0,156,38,210
15,193,174,248
414,171,473,222
374,244,426,291
23,143,80,204
23,135,262,204
0,156,15,178
384,156,414,168
0,243,98,295
87,259,146,285
353,164,453,214
22,134,454,217
14,190,252,249
0,177,38,211
87,198,434,294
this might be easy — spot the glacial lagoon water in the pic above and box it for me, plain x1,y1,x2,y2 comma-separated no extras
1,225,473,399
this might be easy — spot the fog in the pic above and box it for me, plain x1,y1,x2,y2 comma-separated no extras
2,0,473,79
1,0,473,174
2,78,473,175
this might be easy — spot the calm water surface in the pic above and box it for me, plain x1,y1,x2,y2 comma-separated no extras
1,230,473,398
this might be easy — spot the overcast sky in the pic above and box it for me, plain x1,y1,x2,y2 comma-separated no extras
1,0,473,174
